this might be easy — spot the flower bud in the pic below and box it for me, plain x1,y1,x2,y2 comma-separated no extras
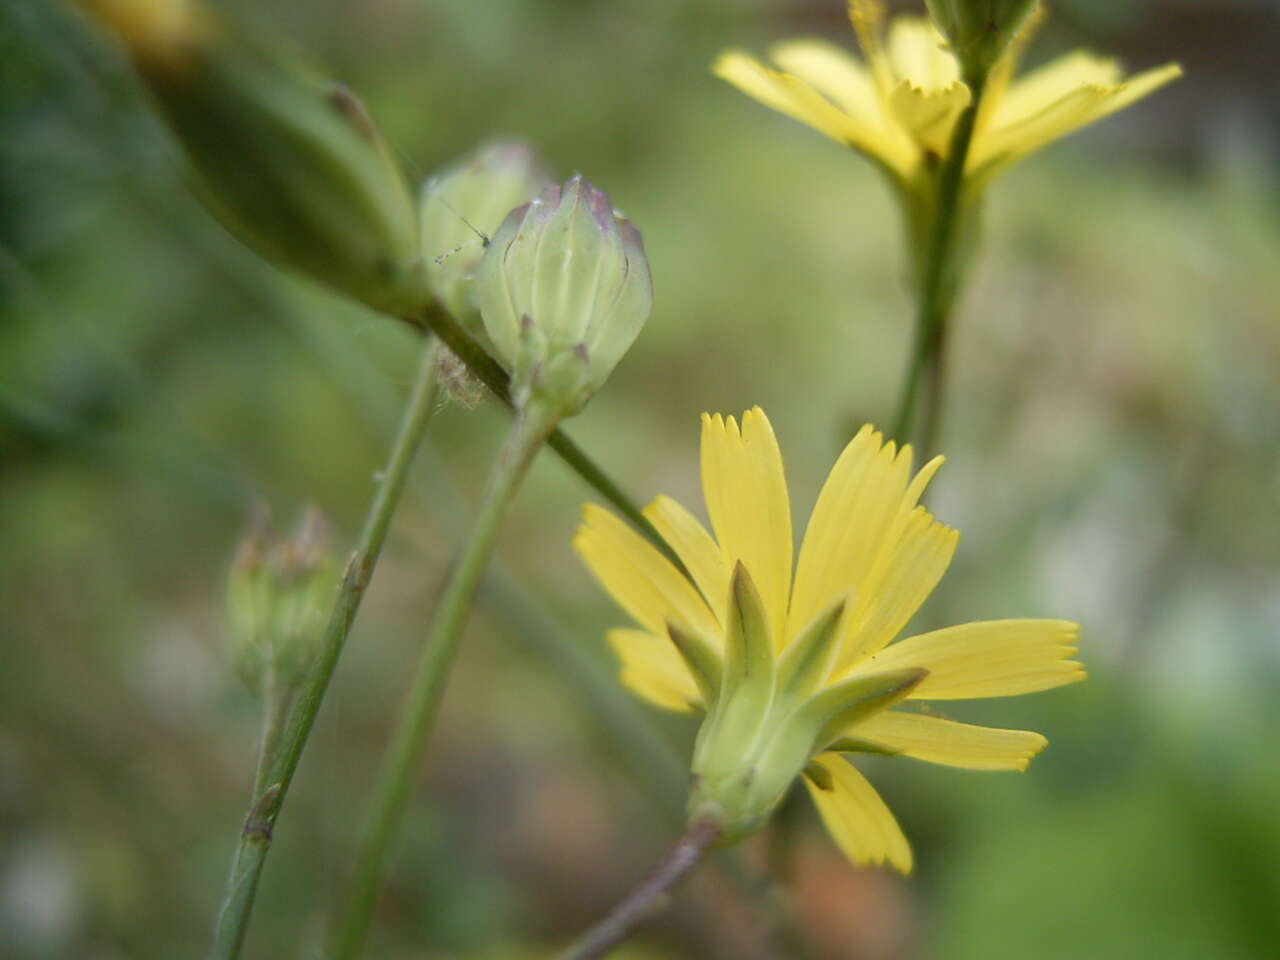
226,508,335,694
80,0,421,314
925,0,1039,78
474,176,652,418
420,141,551,342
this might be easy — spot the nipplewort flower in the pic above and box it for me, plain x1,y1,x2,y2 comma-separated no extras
713,0,1180,188
574,408,1083,871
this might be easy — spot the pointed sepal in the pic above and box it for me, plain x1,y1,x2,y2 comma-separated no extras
811,668,929,750
667,622,722,706
721,561,775,706
775,595,848,699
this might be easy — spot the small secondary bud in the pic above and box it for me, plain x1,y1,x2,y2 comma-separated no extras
474,176,652,418
420,141,551,343
226,507,335,694
81,0,421,314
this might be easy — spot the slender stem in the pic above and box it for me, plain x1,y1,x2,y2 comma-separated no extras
891,72,988,459
558,818,721,960
330,400,560,959
211,669,291,960
409,301,685,578
209,337,442,960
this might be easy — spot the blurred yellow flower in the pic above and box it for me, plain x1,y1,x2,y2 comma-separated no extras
713,0,1181,185
574,408,1084,872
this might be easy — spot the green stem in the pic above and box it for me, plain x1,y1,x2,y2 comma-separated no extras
209,337,442,960
558,818,721,960
891,72,988,460
409,301,684,577
249,670,292,801
330,399,560,959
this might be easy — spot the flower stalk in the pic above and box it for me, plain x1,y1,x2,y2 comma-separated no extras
209,338,442,960
891,69,987,459
330,399,560,960
558,818,722,960
410,297,681,574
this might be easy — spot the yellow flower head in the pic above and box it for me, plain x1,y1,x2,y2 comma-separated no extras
574,408,1084,872
713,0,1181,185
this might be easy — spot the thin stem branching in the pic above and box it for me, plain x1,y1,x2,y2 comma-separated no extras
409,301,684,577
330,398,560,959
209,337,442,959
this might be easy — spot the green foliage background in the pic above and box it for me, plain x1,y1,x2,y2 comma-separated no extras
2,1,1278,958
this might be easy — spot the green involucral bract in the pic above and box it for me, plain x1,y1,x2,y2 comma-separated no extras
683,564,926,843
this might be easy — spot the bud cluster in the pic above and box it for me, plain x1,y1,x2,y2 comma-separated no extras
85,1,654,422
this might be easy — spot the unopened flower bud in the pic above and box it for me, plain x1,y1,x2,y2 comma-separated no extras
420,141,551,342
474,176,652,418
226,508,335,694
925,0,1039,78
80,0,421,314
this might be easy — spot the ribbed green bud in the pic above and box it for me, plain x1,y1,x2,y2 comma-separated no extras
925,0,1039,78
226,508,335,695
420,141,551,343
474,175,652,418
81,0,421,314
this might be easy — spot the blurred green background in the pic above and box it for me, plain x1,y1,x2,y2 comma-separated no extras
3,0,1279,957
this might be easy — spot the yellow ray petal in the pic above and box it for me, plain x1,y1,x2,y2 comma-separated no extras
861,619,1085,699
574,504,719,639
970,83,1107,171
888,78,971,156
847,0,895,101
790,428,945,654
769,39,882,125
716,50,915,178
840,710,1048,770
886,17,960,91
789,426,898,634
1062,62,1183,139
607,628,701,713
713,51,852,145
994,51,1123,125
974,61,1181,172
644,494,729,628
700,409,792,645
836,507,958,671
803,753,912,873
